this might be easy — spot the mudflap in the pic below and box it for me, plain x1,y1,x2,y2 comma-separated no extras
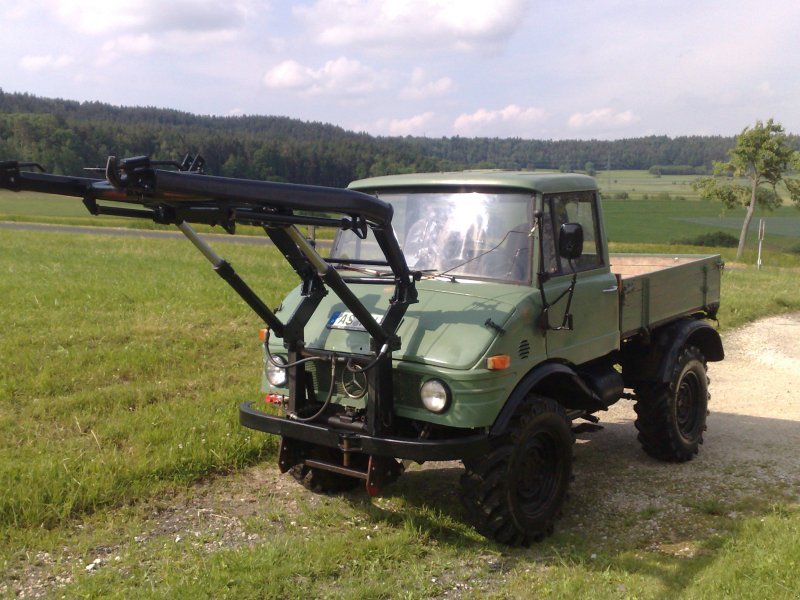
366,456,404,497
277,436,300,474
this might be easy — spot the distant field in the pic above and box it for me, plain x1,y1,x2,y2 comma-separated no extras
680,216,800,238
0,190,321,238
3,170,800,253
0,190,181,229
603,198,800,251
596,169,705,199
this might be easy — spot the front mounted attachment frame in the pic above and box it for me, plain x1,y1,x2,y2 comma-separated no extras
1,155,420,435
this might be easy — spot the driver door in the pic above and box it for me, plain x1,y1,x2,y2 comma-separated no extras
540,191,619,365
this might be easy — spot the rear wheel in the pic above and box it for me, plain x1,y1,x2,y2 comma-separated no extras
460,396,573,545
634,345,708,462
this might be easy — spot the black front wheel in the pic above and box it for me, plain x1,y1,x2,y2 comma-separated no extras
460,396,574,546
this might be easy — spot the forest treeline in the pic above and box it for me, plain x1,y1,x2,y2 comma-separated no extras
0,89,771,187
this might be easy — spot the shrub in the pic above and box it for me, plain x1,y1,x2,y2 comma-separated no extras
671,231,739,248
648,165,702,176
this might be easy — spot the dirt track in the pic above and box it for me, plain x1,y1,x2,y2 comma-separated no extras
562,313,800,542
596,312,800,478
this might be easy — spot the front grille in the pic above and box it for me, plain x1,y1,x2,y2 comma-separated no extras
305,360,338,397
304,359,367,403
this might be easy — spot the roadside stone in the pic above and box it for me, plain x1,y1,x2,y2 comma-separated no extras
84,558,103,573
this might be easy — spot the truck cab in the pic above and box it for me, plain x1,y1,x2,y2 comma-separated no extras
249,171,723,545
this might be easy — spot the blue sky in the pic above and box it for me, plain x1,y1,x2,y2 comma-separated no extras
2,0,799,139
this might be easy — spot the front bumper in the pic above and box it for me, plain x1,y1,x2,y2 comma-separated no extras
239,401,492,462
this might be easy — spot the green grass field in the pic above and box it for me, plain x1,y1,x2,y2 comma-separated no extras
596,169,705,199
4,168,799,252
1,176,800,597
598,170,800,252
0,190,334,240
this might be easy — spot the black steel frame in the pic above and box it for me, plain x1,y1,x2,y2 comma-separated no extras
1,155,422,429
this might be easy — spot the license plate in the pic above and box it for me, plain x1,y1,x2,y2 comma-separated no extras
326,311,381,331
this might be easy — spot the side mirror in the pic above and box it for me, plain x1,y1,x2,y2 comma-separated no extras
558,223,583,260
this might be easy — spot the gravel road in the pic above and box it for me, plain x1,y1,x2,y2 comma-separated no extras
592,312,800,480
564,313,800,544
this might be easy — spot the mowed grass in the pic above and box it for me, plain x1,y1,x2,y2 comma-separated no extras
0,190,171,230
0,230,295,532
0,190,336,239
0,228,799,598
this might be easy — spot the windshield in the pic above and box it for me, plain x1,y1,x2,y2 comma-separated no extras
331,191,532,283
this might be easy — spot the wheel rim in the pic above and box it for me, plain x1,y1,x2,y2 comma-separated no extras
513,431,563,518
676,370,702,439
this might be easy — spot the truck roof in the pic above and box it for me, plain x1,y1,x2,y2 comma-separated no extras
348,170,598,194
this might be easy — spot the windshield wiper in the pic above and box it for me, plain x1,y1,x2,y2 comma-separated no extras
333,263,393,276
434,227,530,280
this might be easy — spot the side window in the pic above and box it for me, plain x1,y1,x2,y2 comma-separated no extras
541,191,603,275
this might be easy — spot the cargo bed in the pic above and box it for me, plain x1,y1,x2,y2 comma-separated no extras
611,254,723,338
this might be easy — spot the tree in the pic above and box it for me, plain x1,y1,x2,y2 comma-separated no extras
693,119,800,259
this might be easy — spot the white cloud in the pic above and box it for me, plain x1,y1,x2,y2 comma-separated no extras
263,57,387,96
454,104,547,136
294,0,530,52
53,0,252,34
400,68,453,100
98,29,239,61
8,2,37,20
755,81,776,98
19,54,74,71
546,3,800,134
101,35,160,57
567,108,640,132
263,60,316,91
373,112,436,136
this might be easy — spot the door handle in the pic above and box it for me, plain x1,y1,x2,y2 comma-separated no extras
602,286,618,293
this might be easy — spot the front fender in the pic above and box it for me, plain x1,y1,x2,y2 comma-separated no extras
490,362,603,435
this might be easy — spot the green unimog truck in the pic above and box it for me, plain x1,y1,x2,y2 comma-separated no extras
1,157,724,545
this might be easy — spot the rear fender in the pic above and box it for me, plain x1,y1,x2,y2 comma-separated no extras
654,319,724,381
623,318,724,385
490,362,603,436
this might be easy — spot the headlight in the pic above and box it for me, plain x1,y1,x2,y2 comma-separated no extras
420,379,451,413
266,355,287,387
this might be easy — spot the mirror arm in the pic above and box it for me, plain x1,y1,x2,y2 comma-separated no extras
534,210,553,331
540,260,577,332
535,210,577,332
